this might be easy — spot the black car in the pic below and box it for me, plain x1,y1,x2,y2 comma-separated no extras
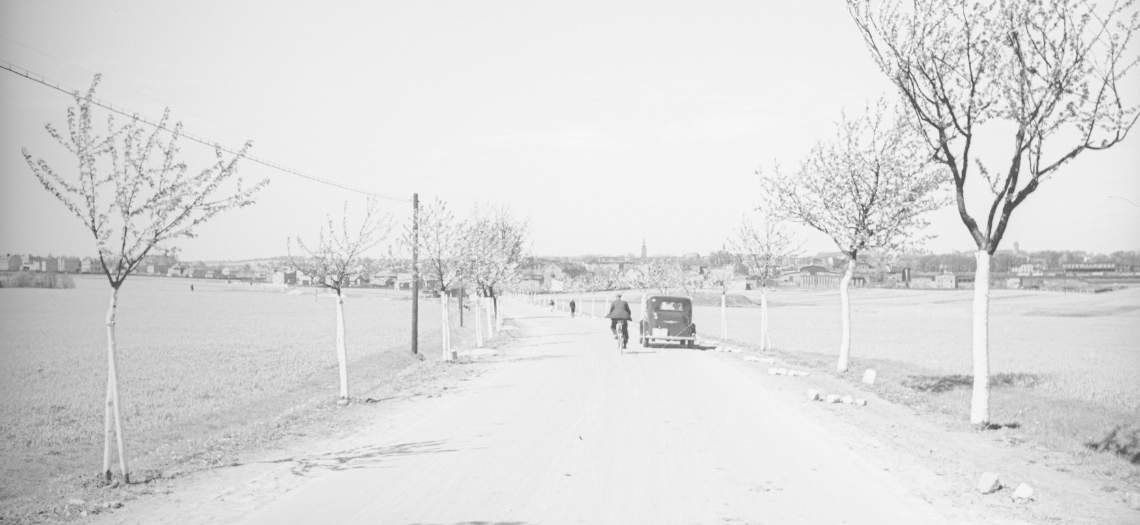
638,295,696,348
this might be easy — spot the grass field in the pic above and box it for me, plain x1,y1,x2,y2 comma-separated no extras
0,275,460,519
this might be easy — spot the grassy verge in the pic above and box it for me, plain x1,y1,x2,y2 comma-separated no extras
715,335,1140,482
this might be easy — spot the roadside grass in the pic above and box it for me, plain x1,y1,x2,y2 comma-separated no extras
722,336,1140,482
0,276,484,523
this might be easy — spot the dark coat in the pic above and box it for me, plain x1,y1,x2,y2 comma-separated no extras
605,299,632,320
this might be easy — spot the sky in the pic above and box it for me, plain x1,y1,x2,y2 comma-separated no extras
1,1,1138,262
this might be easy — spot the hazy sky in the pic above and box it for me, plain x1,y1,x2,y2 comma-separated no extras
2,1,1138,261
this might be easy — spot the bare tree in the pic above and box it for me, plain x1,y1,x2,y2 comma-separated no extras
762,100,946,372
732,210,802,351
289,198,392,402
22,75,268,483
849,0,1140,424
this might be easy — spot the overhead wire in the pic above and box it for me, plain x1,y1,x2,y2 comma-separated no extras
0,58,411,204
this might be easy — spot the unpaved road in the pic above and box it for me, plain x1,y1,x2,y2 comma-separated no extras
93,301,1009,525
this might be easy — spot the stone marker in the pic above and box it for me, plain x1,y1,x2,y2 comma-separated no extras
807,389,820,401
744,356,760,362
767,368,778,375
1126,492,1140,510
978,472,1001,494
862,369,877,385
775,368,788,375
826,394,842,403
854,398,867,406
1012,483,1033,501
840,395,854,404
730,347,742,353
760,357,776,364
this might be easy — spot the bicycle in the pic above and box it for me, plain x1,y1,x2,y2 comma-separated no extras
613,319,629,354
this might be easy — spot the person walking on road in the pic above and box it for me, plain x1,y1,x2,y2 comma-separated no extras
605,293,632,349
569,299,576,317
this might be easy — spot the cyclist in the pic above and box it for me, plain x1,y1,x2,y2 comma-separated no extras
605,293,632,349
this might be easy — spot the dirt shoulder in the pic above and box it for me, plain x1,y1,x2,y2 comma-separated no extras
701,338,1140,524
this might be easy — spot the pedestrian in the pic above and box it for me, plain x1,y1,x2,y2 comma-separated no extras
548,299,555,312
569,299,576,317
190,284,194,291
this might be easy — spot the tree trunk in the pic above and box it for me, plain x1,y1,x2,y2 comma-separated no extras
837,258,855,373
971,250,992,425
759,288,769,351
485,297,495,338
474,294,483,348
102,287,129,483
720,293,727,340
440,293,450,360
335,291,348,400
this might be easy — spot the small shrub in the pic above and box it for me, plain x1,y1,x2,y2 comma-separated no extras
1086,424,1140,464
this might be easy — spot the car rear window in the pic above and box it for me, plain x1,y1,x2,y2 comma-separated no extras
654,301,686,311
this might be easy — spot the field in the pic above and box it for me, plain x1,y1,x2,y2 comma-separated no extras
0,275,457,519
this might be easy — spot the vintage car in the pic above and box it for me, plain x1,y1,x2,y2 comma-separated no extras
638,295,696,348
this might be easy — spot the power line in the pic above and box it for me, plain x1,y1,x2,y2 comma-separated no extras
0,59,411,204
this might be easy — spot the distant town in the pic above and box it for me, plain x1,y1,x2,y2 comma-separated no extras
6,242,1139,294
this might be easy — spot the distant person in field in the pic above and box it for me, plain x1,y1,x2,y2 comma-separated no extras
569,299,576,317
190,284,194,291
606,293,632,349
549,299,555,312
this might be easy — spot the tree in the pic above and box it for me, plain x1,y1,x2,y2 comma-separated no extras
761,99,946,372
850,0,1139,424
732,210,801,351
462,204,530,320
22,75,268,483
289,198,392,402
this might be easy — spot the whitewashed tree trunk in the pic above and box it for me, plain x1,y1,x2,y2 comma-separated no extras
335,291,348,400
720,293,727,340
474,296,483,348
102,287,129,483
759,288,769,351
441,293,450,360
837,258,855,373
971,250,992,425
485,297,495,338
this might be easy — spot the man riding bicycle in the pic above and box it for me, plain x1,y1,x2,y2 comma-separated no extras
605,293,632,349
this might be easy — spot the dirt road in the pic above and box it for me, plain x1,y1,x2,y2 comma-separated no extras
92,300,1005,524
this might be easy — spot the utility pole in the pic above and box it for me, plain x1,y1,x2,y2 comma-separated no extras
411,193,419,355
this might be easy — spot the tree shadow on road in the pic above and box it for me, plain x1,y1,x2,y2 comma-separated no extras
407,522,532,525
274,441,464,475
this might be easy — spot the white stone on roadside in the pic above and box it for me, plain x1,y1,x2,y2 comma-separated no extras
826,394,841,403
854,399,867,406
840,395,854,404
760,357,776,364
1012,483,1033,501
978,472,1001,494
714,346,725,352
730,347,742,353
775,368,788,375
807,389,820,401
1125,492,1140,510
862,369,877,385
767,368,778,375
744,356,760,362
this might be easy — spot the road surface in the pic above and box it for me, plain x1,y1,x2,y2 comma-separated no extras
220,301,968,525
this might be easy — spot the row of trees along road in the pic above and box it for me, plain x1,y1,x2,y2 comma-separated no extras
22,75,270,483
849,0,1139,425
402,198,530,359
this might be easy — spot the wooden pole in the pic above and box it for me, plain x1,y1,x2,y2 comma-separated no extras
411,193,419,355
